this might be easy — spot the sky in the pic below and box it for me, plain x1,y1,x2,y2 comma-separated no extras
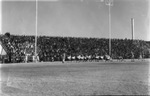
1,0,150,41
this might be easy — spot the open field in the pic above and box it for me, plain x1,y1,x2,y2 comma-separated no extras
0,60,150,96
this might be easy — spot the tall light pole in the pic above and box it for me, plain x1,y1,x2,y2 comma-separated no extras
131,18,135,60
0,0,2,35
35,0,38,62
105,0,113,56
131,18,134,40
34,0,59,62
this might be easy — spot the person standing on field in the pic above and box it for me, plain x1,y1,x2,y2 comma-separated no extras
62,53,66,63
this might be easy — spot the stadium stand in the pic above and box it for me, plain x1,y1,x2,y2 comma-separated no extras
0,34,150,63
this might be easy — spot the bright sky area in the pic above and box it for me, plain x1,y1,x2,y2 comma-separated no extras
1,0,150,41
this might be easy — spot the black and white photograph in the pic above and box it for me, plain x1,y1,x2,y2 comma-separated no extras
0,0,150,95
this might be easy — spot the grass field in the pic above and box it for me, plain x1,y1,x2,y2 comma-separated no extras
0,60,150,96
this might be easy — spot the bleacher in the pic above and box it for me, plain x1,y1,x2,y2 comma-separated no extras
0,33,150,63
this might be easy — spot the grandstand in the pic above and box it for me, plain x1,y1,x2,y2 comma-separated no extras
0,33,150,63
1,0,149,95
0,35,10,63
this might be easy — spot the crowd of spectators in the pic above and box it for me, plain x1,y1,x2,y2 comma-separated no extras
0,34,150,63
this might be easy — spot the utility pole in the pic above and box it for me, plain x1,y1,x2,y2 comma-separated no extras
105,0,113,56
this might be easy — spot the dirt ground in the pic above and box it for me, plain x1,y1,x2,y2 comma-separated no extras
0,60,150,96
